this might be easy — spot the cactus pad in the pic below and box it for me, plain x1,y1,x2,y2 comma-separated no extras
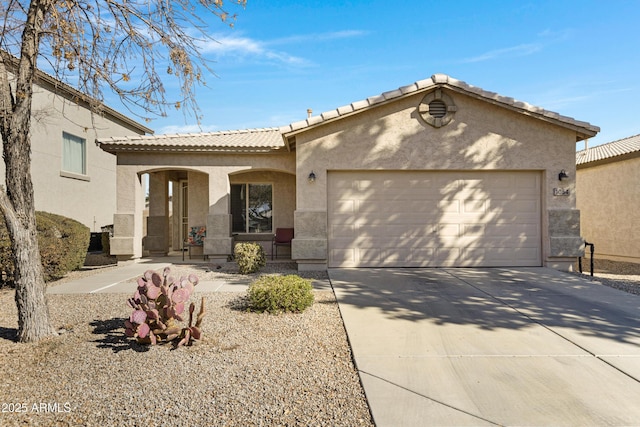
124,267,204,347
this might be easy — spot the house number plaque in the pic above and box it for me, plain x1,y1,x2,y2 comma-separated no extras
553,188,570,196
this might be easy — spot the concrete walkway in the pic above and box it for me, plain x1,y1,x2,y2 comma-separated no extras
47,257,251,294
329,267,640,426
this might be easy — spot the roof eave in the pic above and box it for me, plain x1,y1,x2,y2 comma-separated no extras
281,74,600,143
440,84,599,141
97,143,286,154
2,51,154,135
577,150,640,169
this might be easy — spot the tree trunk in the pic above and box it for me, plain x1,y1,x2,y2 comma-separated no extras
0,0,57,342
2,194,57,342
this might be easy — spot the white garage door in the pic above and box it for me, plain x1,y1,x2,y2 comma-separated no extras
328,171,541,267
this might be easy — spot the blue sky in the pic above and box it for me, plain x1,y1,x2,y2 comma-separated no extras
140,0,640,149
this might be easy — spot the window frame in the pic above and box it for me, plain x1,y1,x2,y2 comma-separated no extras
61,131,87,178
231,183,273,234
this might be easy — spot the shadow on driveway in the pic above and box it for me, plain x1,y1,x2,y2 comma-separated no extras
330,267,640,426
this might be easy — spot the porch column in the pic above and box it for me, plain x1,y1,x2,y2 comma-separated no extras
293,165,328,271
206,169,233,263
145,171,169,256
111,166,144,262
546,209,584,271
185,171,209,258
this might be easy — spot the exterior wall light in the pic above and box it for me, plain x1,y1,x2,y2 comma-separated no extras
308,171,316,183
558,169,569,181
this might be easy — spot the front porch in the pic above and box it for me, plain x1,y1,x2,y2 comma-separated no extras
171,233,292,263
152,250,293,265
98,128,330,272
99,128,298,266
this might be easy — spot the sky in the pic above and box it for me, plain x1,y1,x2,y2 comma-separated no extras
124,0,640,150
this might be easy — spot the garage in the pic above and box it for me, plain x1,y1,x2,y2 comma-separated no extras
328,170,541,267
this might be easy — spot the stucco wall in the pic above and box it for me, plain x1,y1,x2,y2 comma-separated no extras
111,151,295,260
292,89,582,268
0,81,147,231
577,156,640,263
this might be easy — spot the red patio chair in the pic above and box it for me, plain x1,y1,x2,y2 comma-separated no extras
272,228,294,260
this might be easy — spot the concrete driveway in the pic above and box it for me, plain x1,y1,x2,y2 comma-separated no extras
329,267,640,426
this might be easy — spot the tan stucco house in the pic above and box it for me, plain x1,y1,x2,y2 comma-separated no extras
0,58,152,231
98,74,599,271
576,134,640,264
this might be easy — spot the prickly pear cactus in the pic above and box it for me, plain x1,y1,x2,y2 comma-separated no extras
124,267,206,347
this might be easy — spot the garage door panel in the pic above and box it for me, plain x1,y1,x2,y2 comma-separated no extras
515,175,540,190
463,199,488,214
437,223,461,238
435,247,462,264
328,171,541,267
482,247,540,265
462,224,485,237
494,222,540,235
330,224,355,238
381,249,436,267
488,198,539,213
358,200,440,214
332,200,357,214
330,248,356,265
358,248,382,266
439,200,461,213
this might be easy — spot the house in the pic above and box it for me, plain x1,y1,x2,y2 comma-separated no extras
97,74,599,271
0,58,153,232
576,134,640,264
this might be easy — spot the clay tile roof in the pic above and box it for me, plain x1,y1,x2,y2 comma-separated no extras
280,73,600,141
576,133,640,166
97,127,285,153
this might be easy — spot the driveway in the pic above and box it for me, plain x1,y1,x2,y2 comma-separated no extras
329,267,640,426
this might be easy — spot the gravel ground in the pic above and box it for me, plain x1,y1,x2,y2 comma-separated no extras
1,259,638,426
0,262,373,427
571,259,640,295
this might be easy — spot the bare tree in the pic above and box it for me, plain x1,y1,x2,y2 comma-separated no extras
0,0,245,342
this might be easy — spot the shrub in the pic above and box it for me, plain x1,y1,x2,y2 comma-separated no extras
235,242,266,274
0,211,89,286
247,275,314,314
37,212,89,281
101,231,111,255
125,267,205,347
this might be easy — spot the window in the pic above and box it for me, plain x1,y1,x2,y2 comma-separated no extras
62,132,86,175
231,184,272,233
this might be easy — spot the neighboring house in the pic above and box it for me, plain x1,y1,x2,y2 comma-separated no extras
576,134,640,264
98,74,599,271
0,58,153,231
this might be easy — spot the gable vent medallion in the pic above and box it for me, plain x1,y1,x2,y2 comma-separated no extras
428,100,447,118
418,88,457,128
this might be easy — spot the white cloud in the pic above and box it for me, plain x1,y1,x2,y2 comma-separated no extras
537,28,574,41
536,85,637,110
201,34,308,66
201,30,367,66
462,43,542,63
268,30,369,45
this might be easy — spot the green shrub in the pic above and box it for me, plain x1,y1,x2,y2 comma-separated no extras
0,211,90,286
234,242,266,274
247,275,314,314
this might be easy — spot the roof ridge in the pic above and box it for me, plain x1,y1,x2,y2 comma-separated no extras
280,73,600,139
96,126,286,153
